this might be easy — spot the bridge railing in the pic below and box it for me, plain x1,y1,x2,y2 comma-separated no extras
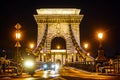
66,61,96,72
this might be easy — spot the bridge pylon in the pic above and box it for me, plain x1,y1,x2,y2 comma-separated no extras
33,8,94,65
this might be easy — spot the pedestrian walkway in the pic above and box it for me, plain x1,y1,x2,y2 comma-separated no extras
0,72,23,78
0,73,16,77
64,67,120,76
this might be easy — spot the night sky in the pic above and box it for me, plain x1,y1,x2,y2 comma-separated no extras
0,0,120,59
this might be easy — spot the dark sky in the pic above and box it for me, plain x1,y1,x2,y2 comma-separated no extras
0,0,120,58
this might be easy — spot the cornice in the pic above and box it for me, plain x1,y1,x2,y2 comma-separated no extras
34,15,83,23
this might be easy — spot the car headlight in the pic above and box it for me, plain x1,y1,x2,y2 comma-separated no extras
51,64,55,68
43,64,47,68
24,60,34,68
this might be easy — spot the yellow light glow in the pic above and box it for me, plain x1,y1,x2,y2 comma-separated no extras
43,71,48,78
40,50,43,53
51,50,66,52
37,8,80,15
24,60,34,67
44,54,46,56
87,53,90,56
30,43,34,49
16,32,21,39
57,45,60,49
98,32,103,39
84,43,88,49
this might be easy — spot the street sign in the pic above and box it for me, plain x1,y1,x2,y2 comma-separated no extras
15,42,21,47
15,23,21,30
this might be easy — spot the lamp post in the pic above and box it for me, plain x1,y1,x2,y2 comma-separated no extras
84,43,88,49
29,43,34,55
75,50,78,61
27,43,34,55
98,33,103,48
14,23,22,74
84,43,88,61
96,32,106,62
15,23,21,61
30,43,34,49
15,31,21,61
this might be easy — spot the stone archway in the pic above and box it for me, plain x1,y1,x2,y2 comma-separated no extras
51,37,66,65
56,59,61,65
51,37,66,49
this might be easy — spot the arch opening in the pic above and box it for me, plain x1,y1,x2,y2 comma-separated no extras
51,37,66,49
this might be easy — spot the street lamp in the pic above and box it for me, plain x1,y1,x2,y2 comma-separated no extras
87,52,90,56
27,43,34,55
84,43,88,49
14,23,22,74
57,45,60,49
98,32,103,39
30,43,34,49
98,32,103,48
84,43,89,61
75,50,78,61
97,32,103,51
16,32,21,39
96,32,106,62
15,23,21,61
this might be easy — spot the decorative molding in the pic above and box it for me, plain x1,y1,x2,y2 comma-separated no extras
34,15,83,23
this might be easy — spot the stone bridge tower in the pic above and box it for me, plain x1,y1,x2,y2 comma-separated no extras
33,8,93,64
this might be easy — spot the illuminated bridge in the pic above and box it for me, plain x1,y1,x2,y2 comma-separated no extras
33,8,94,65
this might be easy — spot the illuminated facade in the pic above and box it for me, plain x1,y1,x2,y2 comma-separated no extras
34,8,93,64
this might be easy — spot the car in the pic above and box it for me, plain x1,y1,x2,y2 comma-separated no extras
43,62,56,71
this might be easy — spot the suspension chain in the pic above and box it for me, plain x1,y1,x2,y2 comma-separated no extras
34,24,48,56
69,24,85,59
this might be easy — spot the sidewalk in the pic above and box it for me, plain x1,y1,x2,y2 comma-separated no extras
0,72,21,78
97,72,120,76
0,73,17,77
64,67,120,76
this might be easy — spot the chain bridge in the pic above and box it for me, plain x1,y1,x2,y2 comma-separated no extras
33,8,94,65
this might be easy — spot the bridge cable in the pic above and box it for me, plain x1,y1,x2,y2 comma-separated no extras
33,24,48,56
69,24,86,60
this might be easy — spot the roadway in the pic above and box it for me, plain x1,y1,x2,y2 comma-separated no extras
0,67,120,80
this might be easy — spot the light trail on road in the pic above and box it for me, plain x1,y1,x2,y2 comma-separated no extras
0,67,120,80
